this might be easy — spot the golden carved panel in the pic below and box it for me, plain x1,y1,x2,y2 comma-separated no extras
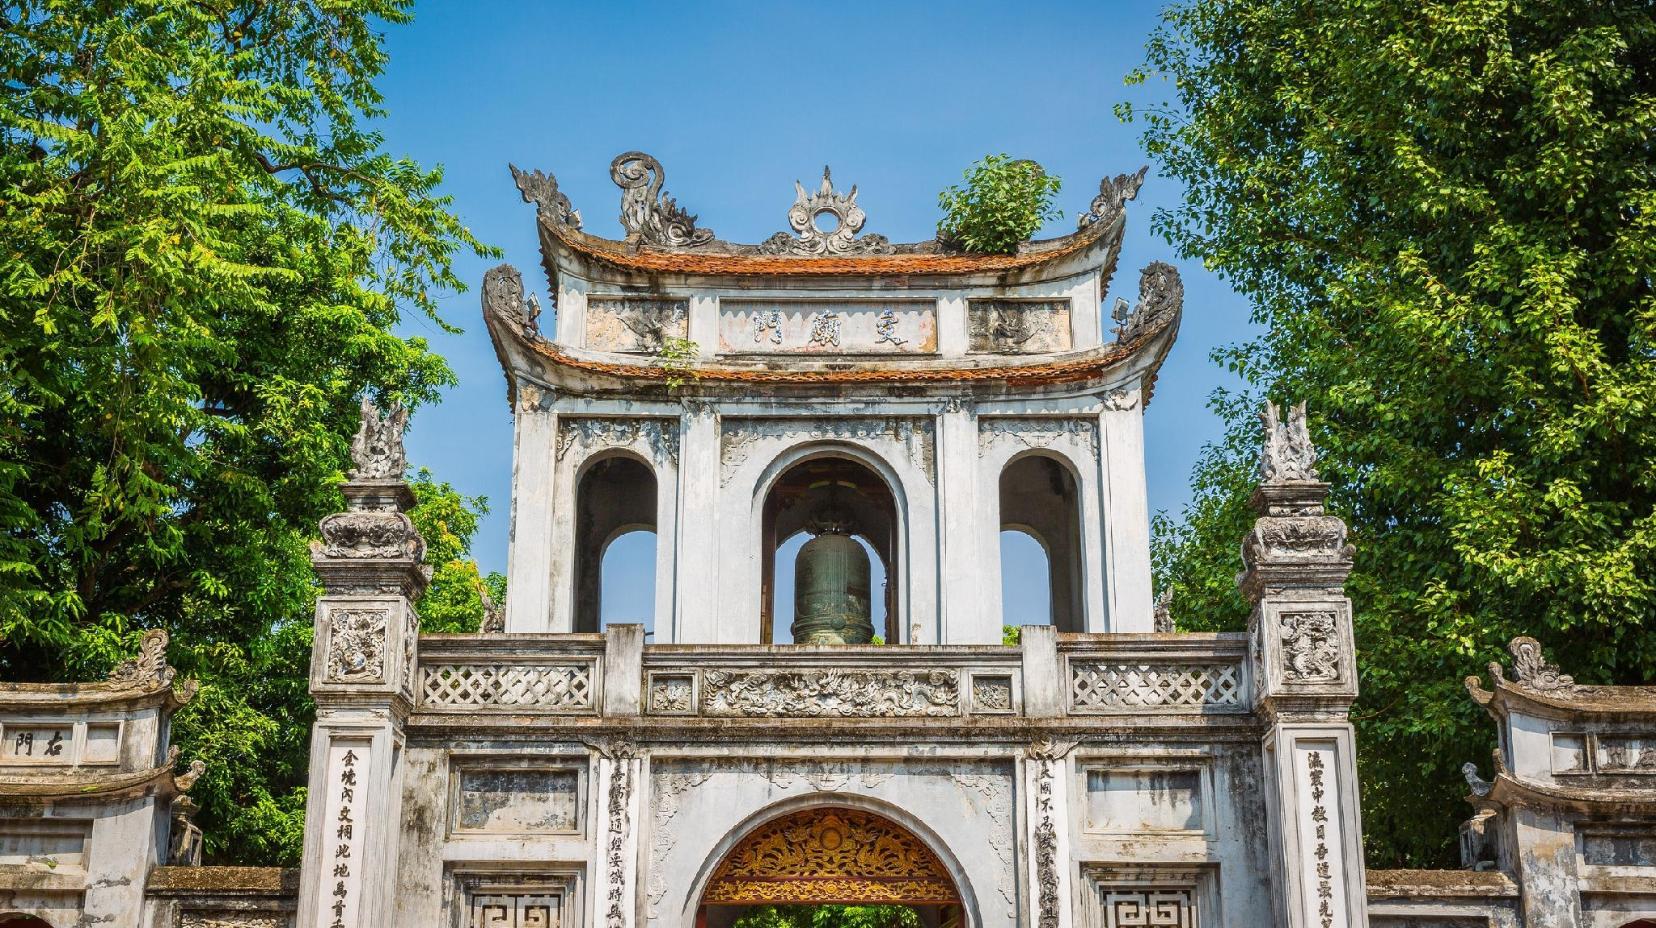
702,808,959,905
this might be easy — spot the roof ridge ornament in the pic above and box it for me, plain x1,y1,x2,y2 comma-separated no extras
510,164,582,229
1114,260,1183,344
1078,165,1148,229
610,151,715,249
348,397,408,481
1258,400,1319,484
1489,635,1576,693
760,166,895,257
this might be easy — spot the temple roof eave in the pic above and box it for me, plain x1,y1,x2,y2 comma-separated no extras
483,282,1179,403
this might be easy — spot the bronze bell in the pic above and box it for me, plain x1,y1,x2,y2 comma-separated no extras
791,507,873,645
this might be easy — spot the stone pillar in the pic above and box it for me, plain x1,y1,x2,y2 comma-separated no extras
297,400,428,928
591,738,643,928
1241,402,1368,928
674,401,721,642
505,381,560,632
936,398,990,644
1097,387,1152,631
1022,738,1078,928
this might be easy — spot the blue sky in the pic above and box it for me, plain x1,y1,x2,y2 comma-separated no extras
377,1,1256,627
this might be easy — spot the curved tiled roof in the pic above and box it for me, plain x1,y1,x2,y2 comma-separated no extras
543,218,1113,279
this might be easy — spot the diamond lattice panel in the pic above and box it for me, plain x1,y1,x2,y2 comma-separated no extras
1069,662,1241,712
420,663,595,711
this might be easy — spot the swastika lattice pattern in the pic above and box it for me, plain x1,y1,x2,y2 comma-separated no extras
420,663,594,711
1100,888,1197,926
1069,663,1240,711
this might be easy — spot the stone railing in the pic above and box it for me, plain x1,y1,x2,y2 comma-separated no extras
410,627,1252,720
1060,633,1249,713
415,634,604,713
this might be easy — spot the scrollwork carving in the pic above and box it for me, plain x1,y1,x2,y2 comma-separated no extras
759,167,894,257
1113,260,1183,344
702,808,958,905
1078,166,1147,229
511,163,582,229
317,510,426,562
700,669,959,717
1490,635,1576,693
719,418,934,486
556,417,680,467
483,264,540,339
977,417,1099,460
612,151,714,248
107,628,185,694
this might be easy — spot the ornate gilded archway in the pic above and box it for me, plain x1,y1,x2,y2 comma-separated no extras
700,807,961,906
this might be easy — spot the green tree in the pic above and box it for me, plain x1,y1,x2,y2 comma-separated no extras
0,0,495,862
1124,0,1656,866
936,154,1062,254
731,905,921,928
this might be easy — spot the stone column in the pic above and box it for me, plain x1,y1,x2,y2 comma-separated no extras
591,738,643,928
1241,402,1368,928
1097,387,1151,632
936,398,989,644
297,400,429,928
505,382,560,632
674,401,721,642
1022,738,1078,928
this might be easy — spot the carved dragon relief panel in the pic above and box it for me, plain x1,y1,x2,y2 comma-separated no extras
585,297,688,354
967,300,1072,354
719,418,936,487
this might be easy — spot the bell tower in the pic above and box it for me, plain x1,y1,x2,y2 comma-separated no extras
485,154,1181,643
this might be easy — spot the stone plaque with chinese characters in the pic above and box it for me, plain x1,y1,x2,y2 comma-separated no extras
3,723,71,764
718,300,937,354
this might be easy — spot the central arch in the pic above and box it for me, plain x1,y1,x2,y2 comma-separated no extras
695,805,968,928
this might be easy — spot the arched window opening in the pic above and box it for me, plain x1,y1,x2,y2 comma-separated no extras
999,454,1084,633
761,456,899,644
0,916,56,928
1000,529,1052,627
574,455,657,633
601,529,657,636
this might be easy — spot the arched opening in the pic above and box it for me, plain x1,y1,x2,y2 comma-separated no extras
999,530,1051,627
600,529,657,634
698,806,964,928
0,915,56,928
761,456,899,644
998,454,1083,633
574,454,657,633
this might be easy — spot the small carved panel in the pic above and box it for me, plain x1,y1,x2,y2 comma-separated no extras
83,722,120,764
324,607,389,684
700,669,960,717
1580,825,1656,866
586,296,688,353
1084,768,1205,833
454,767,580,834
1086,869,1204,928
461,875,573,928
647,672,696,715
1070,662,1241,711
1597,735,1656,773
970,674,1015,714
1278,610,1341,683
718,300,937,354
968,299,1072,353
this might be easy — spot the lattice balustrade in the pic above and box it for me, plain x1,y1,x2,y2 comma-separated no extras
420,663,595,711
1069,662,1241,711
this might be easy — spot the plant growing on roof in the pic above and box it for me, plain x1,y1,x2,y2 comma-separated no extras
936,155,1063,254
655,337,701,391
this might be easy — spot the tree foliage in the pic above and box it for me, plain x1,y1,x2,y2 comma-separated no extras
731,905,921,928
936,154,1062,254
0,0,495,862
1125,0,1656,866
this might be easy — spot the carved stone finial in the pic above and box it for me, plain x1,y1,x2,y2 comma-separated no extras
108,629,183,693
1259,400,1319,484
1461,762,1493,798
1153,588,1175,633
482,264,540,339
348,397,408,481
759,166,895,257
175,759,206,793
1078,166,1148,229
1490,635,1575,693
1115,261,1183,343
611,151,714,248
510,164,582,229
480,587,505,635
